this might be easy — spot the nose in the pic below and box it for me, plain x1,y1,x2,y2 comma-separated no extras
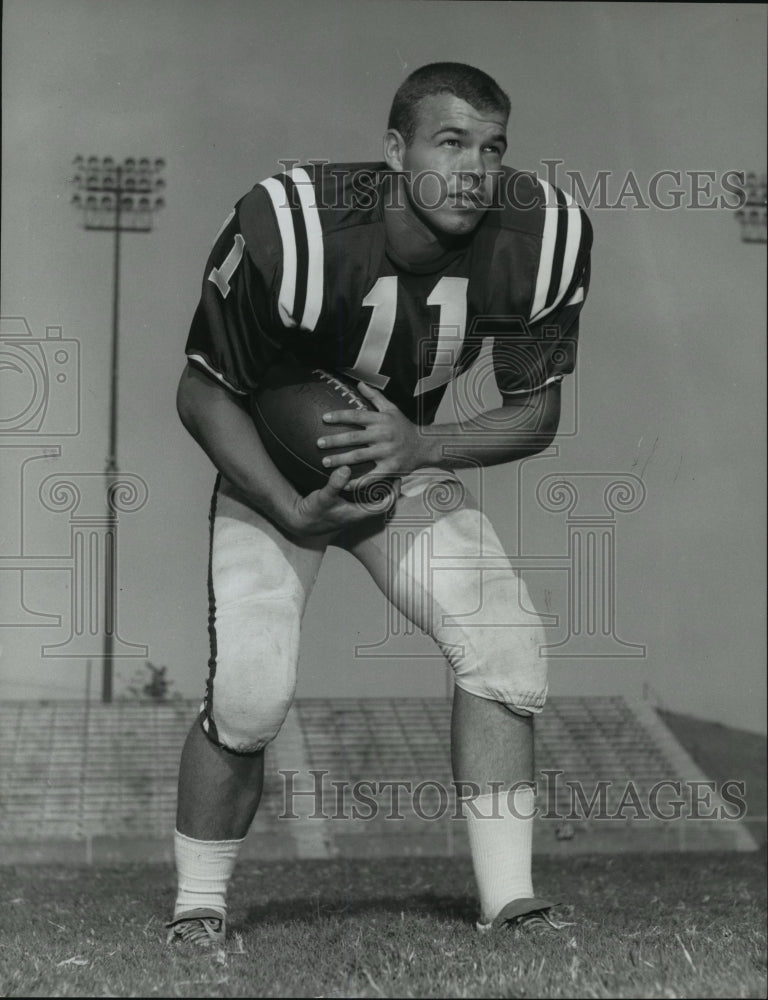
457,149,486,192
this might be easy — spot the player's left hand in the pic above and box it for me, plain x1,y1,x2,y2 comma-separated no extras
317,382,428,481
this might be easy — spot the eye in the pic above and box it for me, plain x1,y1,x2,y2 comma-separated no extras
483,145,503,156
441,138,461,147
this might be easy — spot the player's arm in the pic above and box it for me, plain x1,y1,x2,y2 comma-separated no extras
182,194,387,534
176,363,381,535
411,242,589,472
321,183,592,479
318,379,560,475
322,249,589,478
403,380,562,470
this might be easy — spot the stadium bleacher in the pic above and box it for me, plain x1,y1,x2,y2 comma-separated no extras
0,697,757,862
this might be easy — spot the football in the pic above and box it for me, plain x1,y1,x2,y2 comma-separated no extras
250,360,396,504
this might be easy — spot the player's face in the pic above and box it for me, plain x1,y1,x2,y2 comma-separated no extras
386,94,507,238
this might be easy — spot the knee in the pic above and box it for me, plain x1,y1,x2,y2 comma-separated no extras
453,670,549,717
437,573,549,715
203,679,295,754
204,597,301,753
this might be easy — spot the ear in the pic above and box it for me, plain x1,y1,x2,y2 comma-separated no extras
383,128,407,171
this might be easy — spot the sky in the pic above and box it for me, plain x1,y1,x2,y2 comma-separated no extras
1,0,766,732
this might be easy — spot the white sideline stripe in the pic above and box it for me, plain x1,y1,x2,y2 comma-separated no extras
290,167,324,332
187,354,247,395
260,176,298,328
565,286,585,306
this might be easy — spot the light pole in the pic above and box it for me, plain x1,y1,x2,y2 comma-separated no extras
71,156,165,702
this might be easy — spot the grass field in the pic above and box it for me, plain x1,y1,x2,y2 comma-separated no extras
2,850,765,998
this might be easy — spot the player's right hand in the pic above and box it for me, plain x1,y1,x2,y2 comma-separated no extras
285,466,396,536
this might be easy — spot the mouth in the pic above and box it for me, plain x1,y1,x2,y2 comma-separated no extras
446,193,486,210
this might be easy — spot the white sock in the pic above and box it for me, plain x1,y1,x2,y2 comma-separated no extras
462,786,536,923
173,829,244,920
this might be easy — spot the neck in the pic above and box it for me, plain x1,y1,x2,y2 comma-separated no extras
383,175,468,271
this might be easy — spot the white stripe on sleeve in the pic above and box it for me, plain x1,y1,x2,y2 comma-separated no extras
187,354,248,395
290,167,324,332
259,176,298,328
529,177,559,322
531,187,583,324
502,373,564,395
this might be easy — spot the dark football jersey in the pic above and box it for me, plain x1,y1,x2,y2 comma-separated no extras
185,162,592,424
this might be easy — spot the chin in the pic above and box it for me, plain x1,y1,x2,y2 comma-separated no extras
427,207,485,239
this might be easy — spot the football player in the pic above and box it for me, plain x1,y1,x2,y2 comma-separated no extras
168,62,592,947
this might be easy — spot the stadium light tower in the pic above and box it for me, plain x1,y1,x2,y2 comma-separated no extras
71,155,165,703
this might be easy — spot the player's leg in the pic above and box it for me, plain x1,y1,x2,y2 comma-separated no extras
451,684,533,789
450,687,553,930
340,471,551,929
436,498,545,927
169,475,326,945
176,722,264,842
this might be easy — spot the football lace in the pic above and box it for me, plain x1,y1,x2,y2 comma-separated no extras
313,370,366,410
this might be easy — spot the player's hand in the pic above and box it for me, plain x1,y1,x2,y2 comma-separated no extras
317,382,430,485
286,466,394,536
